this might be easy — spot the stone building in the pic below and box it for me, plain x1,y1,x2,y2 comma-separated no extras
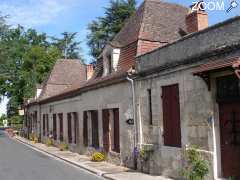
24,0,240,179
135,15,240,179
24,0,189,168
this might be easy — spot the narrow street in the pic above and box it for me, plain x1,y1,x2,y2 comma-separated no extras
0,130,103,180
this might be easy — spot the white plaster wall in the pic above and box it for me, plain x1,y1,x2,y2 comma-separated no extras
39,81,135,166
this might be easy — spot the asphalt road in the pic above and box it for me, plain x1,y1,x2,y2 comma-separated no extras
0,131,103,180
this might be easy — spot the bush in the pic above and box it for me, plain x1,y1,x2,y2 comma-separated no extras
46,138,53,147
181,146,209,180
59,143,68,151
91,152,105,162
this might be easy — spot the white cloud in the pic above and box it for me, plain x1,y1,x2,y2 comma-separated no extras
0,0,79,28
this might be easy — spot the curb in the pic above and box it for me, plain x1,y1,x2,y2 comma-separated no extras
14,137,110,179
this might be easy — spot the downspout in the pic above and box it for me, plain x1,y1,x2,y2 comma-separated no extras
126,76,138,148
211,115,218,180
126,75,138,170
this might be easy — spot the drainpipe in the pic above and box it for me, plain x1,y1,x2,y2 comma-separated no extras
211,115,218,180
126,76,138,148
126,75,138,169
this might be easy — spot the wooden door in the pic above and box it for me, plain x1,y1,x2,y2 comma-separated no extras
53,114,57,140
113,109,120,153
73,112,78,144
102,110,110,152
58,114,63,141
219,103,240,179
91,111,99,148
83,111,88,146
67,113,72,144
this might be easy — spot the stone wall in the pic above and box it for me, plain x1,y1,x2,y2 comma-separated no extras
135,65,215,178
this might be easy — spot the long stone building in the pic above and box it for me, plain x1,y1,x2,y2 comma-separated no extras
24,0,240,179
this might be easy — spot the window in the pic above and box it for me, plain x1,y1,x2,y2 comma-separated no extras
216,75,240,103
162,84,181,147
67,113,72,144
53,114,57,140
83,111,88,146
148,89,153,125
58,113,63,141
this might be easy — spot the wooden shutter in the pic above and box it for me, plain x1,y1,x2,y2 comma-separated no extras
67,113,72,144
113,109,120,153
91,111,99,148
53,114,57,140
73,112,78,144
43,114,45,136
102,110,110,152
162,84,181,147
58,113,63,141
46,114,49,136
83,111,88,146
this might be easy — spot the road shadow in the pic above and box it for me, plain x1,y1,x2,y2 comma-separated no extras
0,130,6,137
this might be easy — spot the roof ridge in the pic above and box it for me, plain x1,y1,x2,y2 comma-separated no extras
144,0,189,9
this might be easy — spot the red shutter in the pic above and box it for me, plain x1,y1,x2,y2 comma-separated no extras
67,113,72,143
53,114,57,140
73,112,78,144
83,111,88,146
58,114,63,141
102,110,110,152
162,84,182,147
113,109,120,153
46,114,49,136
91,111,99,148
43,115,45,136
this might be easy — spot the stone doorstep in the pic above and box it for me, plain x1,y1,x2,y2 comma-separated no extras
14,136,172,180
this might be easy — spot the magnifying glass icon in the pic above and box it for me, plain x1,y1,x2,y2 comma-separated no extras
227,0,238,13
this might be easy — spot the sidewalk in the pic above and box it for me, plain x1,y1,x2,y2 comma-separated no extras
14,136,172,180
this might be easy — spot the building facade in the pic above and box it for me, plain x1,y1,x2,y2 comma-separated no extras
24,0,240,179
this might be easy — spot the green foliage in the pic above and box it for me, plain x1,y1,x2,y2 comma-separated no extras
0,14,79,117
87,0,136,59
8,115,22,125
0,114,7,126
181,146,209,180
52,32,84,61
59,143,68,151
91,151,105,162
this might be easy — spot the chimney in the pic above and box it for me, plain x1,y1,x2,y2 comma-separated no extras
35,84,43,99
86,64,94,80
185,1,208,33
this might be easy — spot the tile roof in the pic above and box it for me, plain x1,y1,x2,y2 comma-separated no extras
111,0,189,47
39,59,87,99
28,1,190,105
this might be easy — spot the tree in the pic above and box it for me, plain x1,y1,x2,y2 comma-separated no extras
52,32,84,62
87,0,136,59
0,114,7,126
0,22,61,117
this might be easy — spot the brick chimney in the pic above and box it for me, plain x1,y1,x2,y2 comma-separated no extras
86,64,94,80
185,2,208,33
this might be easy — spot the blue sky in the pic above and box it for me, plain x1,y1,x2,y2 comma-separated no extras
0,0,239,115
